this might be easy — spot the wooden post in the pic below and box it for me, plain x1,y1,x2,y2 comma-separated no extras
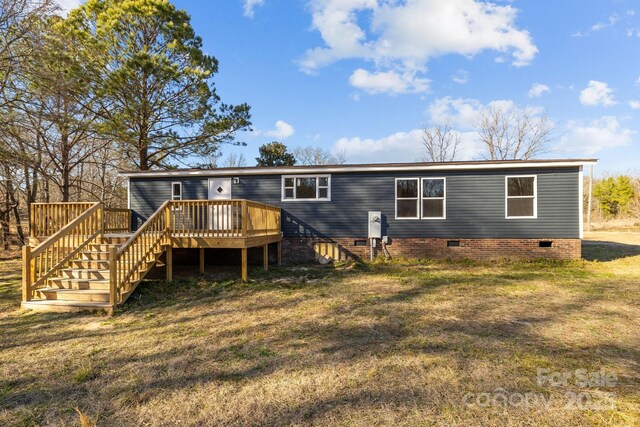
277,241,282,266
241,200,248,237
108,246,117,311
241,247,248,283
199,248,205,274
263,244,269,272
22,245,32,302
166,245,173,281
164,202,172,245
97,202,104,237
29,203,34,239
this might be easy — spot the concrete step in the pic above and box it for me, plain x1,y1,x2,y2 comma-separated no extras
21,300,113,313
61,268,110,280
36,288,110,302
48,277,110,290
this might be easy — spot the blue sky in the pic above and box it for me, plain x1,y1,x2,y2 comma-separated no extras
60,0,640,173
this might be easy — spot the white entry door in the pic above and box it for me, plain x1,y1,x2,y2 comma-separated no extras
208,178,232,231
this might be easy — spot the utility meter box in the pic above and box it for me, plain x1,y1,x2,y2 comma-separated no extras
368,211,382,239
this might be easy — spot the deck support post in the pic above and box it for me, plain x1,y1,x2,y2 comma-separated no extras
166,245,173,281
199,248,205,274
277,241,282,266
263,244,269,272
241,248,248,283
22,245,32,302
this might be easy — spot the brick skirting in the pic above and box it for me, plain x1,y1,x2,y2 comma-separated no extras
281,237,581,263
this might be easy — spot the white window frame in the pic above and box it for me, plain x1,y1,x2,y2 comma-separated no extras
505,175,537,219
281,174,331,202
171,181,182,201
421,177,446,220
395,177,420,220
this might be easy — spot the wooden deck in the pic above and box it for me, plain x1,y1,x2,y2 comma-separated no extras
21,200,282,312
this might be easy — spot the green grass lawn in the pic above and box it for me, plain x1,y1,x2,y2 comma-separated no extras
0,244,639,426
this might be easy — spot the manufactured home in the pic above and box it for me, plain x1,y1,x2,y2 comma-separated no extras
21,158,595,312
125,158,595,261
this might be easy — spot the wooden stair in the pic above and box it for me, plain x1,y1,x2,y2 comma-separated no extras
21,234,139,313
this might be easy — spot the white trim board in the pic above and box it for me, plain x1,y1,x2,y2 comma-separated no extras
120,159,597,178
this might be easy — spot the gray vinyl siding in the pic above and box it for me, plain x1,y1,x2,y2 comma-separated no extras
129,167,580,239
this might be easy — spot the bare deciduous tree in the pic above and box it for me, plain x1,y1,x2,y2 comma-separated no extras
476,105,553,160
421,121,460,162
293,146,347,165
223,152,247,168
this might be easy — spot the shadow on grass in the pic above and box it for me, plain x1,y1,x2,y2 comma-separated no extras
582,240,640,261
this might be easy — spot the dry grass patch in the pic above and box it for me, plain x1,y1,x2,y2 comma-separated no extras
0,245,639,426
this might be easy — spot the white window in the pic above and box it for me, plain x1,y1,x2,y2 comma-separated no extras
422,178,446,219
171,182,182,201
282,175,331,201
506,175,537,218
395,178,419,219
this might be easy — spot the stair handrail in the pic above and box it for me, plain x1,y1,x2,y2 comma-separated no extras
112,200,171,305
22,202,103,301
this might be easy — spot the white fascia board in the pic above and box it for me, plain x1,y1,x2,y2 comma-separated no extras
120,160,598,179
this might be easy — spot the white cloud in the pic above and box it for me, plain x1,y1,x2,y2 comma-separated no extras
451,69,469,85
426,96,519,131
333,130,425,163
427,97,483,130
559,116,635,155
243,0,265,18
630,100,640,110
573,14,619,37
579,80,616,106
300,0,537,94
54,0,81,16
591,14,618,31
259,120,295,139
332,129,481,163
528,83,550,98
349,69,429,95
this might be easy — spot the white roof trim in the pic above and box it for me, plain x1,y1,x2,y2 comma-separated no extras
121,160,597,178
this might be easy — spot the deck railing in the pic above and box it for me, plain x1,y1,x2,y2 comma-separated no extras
168,200,281,238
30,203,132,238
30,202,95,238
169,200,244,237
245,201,281,237
104,208,132,233
23,202,103,301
